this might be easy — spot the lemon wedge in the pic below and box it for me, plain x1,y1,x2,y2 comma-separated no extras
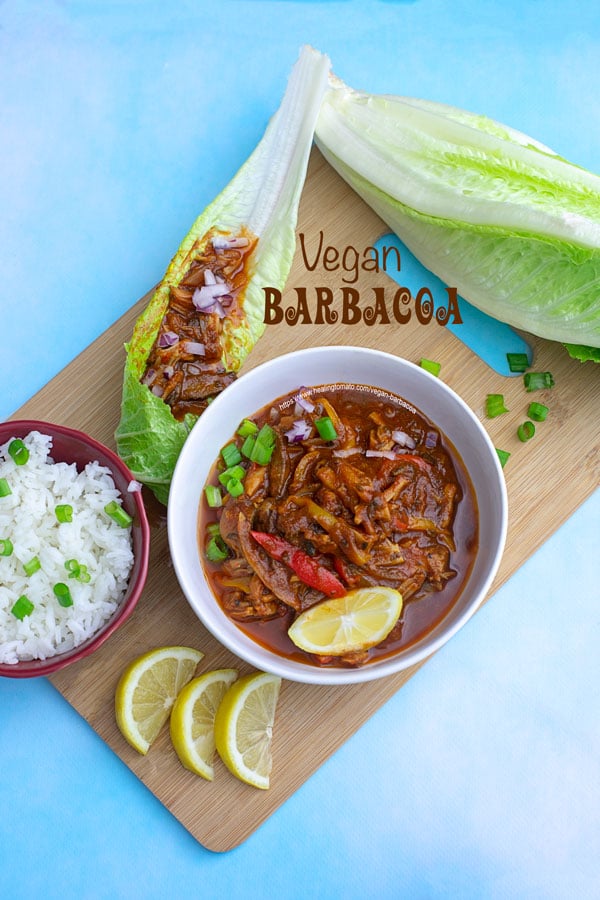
115,646,204,754
170,668,238,780
214,672,282,790
287,586,403,656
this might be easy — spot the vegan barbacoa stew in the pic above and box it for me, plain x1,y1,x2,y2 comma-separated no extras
200,384,478,667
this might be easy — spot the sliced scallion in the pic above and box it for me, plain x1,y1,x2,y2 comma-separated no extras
206,522,222,537
55,504,73,523
204,484,223,508
221,442,242,468
226,477,244,498
237,419,258,438
11,594,34,620
104,501,133,528
218,464,246,487
315,416,338,441
524,371,554,392
240,435,256,459
506,352,529,373
485,394,509,418
527,401,549,422
0,478,12,498
8,439,30,466
495,448,511,468
420,358,441,377
249,424,276,465
53,582,73,607
517,421,536,442
0,538,13,556
23,556,41,577
206,535,229,562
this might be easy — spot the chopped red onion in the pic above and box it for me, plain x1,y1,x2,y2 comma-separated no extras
425,430,438,448
366,449,397,460
219,294,234,308
151,385,164,398
392,429,416,449
204,268,217,286
294,391,315,414
182,341,206,356
142,369,156,385
187,364,202,375
212,235,250,251
192,283,232,310
127,480,143,493
284,419,312,442
157,331,179,349
163,365,175,379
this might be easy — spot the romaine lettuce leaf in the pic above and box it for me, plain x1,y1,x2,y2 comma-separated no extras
315,76,600,353
115,46,330,505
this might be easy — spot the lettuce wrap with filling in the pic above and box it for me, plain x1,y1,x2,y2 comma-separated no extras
115,46,330,505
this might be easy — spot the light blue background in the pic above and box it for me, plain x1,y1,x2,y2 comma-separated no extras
1,3,599,898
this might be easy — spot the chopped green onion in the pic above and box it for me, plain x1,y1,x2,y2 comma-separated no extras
420,358,441,377
221,442,243,468
249,424,276,465
218,464,246,487
240,435,256,459
506,352,530,373
65,558,90,582
495,448,511,468
237,419,258,438
104,500,133,528
53,582,73,607
23,556,41,576
206,535,229,562
0,538,13,556
517,421,536,442
11,594,34,620
0,478,12,498
225,477,244,498
55,504,73,523
524,371,555,392
206,522,222,537
8,439,30,466
315,416,338,441
527,401,549,422
485,394,509,418
204,484,223,508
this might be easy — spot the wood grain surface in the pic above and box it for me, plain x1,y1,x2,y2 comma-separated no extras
11,149,600,851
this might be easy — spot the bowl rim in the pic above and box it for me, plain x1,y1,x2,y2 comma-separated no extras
0,419,150,678
168,346,508,685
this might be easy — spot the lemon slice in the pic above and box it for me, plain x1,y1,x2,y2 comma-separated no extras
287,586,403,656
214,672,282,790
170,668,238,780
115,646,204,754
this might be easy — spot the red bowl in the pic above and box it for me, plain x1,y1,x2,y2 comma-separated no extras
0,420,150,678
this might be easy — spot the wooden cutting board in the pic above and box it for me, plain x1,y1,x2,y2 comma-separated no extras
11,149,600,852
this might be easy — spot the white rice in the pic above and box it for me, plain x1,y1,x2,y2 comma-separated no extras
0,431,134,665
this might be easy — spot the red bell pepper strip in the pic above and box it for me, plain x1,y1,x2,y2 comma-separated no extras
250,531,346,598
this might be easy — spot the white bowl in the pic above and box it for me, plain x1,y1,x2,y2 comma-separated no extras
167,346,507,684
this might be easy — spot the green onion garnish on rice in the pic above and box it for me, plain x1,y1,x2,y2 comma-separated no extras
11,595,34,620
53,583,73,607
0,478,12,498
23,556,41,576
8,439,30,466
0,538,13,556
104,501,133,528
55,504,73,523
